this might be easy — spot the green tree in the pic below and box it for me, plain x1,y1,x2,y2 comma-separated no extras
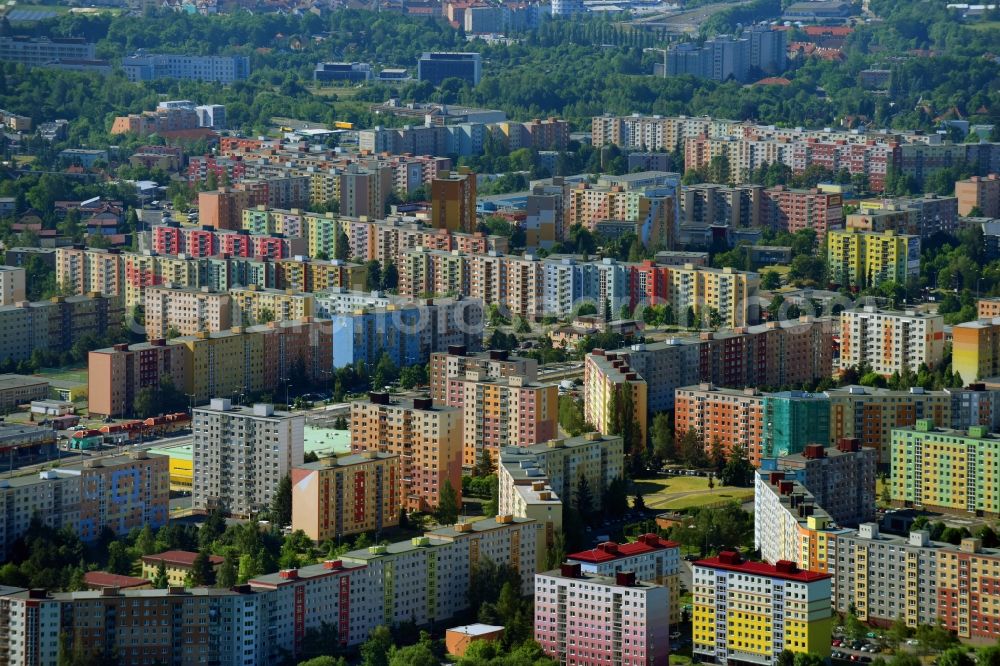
188,550,215,586
575,474,594,521
845,611,867,642
360,625,394,666
435,479,460,525
381,262,398,291
388,643,438,666
650,412,673,464
217,551,237,588
136,525,157,556
335,229,350,261
151,561,168,589
271,474,292,526
937,648,975,666
106,541,133,575
365,261,382,291
720,444,754,487
761,270,781,290
298,657,347,666
886,614,911,649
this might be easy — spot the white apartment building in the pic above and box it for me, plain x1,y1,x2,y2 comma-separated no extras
192,399,304,517
839,306,945,375
0,266,26,305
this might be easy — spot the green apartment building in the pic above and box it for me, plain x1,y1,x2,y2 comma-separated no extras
761,391,831,458
890,419,1000,516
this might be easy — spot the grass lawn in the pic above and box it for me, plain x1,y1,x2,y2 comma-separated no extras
633,475,754,511
312,84,364,99
36,366,88,385
7,3,71,13
966,21,1000,31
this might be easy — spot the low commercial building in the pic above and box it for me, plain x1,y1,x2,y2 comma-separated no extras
290,452,400,541
693,551,833,666
535,564,670,666
0,375,50,413
445,624,504,657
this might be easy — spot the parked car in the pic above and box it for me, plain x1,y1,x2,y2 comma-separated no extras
832,640,842,647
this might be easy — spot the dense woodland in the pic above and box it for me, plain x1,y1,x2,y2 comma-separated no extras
0,0,998,149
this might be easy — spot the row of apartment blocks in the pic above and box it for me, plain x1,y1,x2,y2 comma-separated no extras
0,513,546,665
89,296,483,416
56,247,368,310
358,117,569,156
149,222,306,258
398,252,760,324
240,208,508,263
0,293,123,363
753,442,1000,640
583,316,834,434
0,451,169,556
591,114,1000,188
674,381,1000,466
198,141,452,199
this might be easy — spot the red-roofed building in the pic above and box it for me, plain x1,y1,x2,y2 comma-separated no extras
693,550,833,665
82,571,152,591
140,550,225,586
567,533,683,623
754,77,792,87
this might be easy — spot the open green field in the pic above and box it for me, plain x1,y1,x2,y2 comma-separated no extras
966,21,1000,31
311,84,365,99
36,367,88,386
633,476,755,511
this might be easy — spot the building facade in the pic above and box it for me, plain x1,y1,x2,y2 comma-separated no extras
839,307,945,376
192,400,304,517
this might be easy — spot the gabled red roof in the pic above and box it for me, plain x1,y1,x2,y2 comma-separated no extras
141,550,224,567
695,551,830,582
568,534,679,563
83,571,150,589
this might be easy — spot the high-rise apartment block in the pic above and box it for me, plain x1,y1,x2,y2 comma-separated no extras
953,318,1000,383
583,350,649,444
667,27,787,82
431,169,477,233
839,306,945,376
230,285,314,325
586,317,833,414
142,284,232,338
674,384,764,463
827,229,920,288
498,434,625,518
330,296,484,369
429,346,538,403
535,564,670,666
955,174,1000,217
0,266,26,305
0,294,124,364
55,247,125,298
833,523,1000,639
567,534,682,624
825,386,951,464
890,419,1000,516
350,393,463,512
0,451,169,556
192,400,304,518
291,452,399,541
760,391,831,459
693,551,832,666
445,371,558,469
